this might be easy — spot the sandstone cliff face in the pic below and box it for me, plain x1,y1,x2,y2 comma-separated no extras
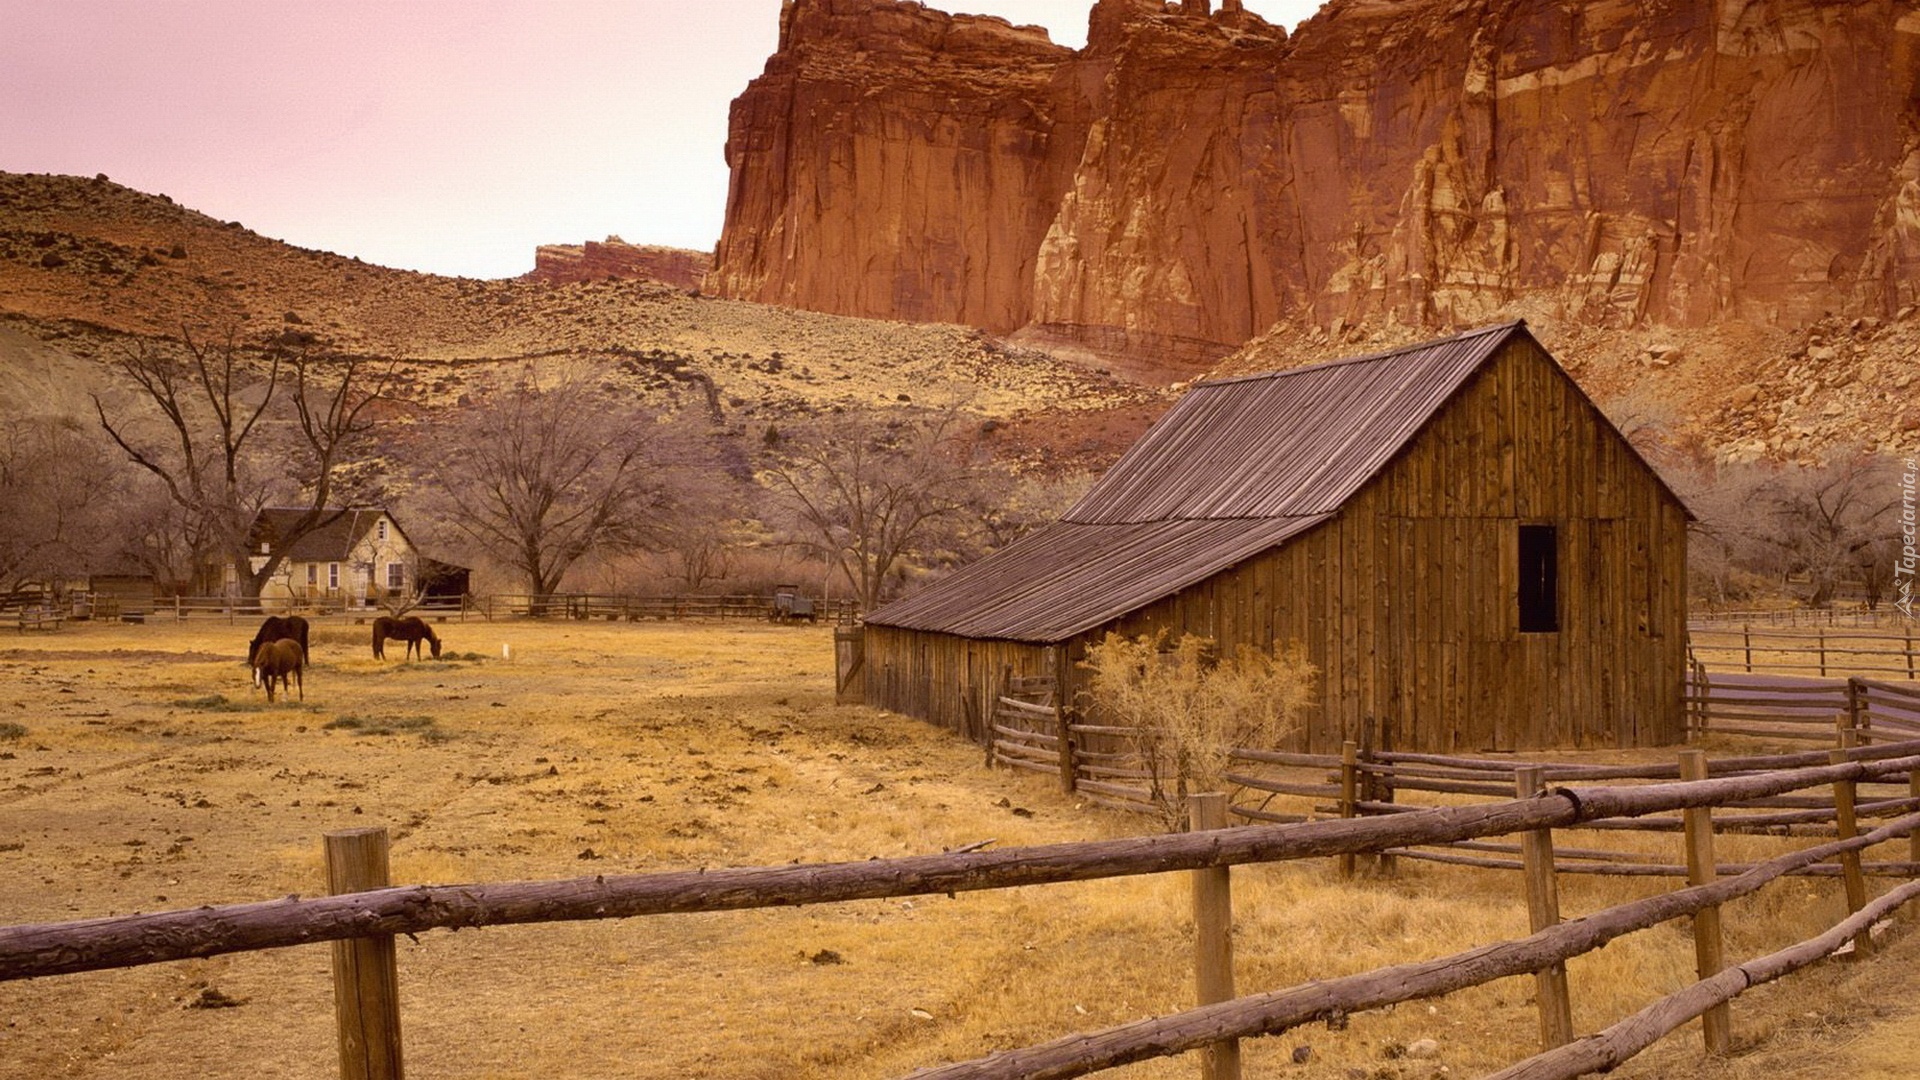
527,238,710,289
710,0,1920,363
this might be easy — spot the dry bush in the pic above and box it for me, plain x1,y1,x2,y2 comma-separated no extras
1082,630,1315,830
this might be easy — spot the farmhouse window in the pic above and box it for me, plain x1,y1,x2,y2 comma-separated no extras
306,564,316,585
377,520,388,542
1518,524,1558,633
328,563,340,590
387,563,404,592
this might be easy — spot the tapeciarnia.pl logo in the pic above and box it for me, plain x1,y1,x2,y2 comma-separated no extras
1898,458,1918,619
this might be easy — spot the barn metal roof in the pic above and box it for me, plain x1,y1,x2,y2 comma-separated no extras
864,516,1333,642
865,321,1526,643
1062,321,1514,523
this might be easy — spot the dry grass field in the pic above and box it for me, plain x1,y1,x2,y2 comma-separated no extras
3,618,1920,1079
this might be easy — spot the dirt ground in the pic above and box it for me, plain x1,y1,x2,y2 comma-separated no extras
5,618,1920,1080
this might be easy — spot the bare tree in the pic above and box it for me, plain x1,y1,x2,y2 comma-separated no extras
0,417,124,594
1749,447,1901,607
760,404,1001,610
660,478,760,591
92,326,392,598
422,374,687,597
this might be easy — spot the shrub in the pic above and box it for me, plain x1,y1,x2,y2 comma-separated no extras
0,721,27,741
1081,630,1316,831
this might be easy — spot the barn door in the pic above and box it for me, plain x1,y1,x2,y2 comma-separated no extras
834,627,865,705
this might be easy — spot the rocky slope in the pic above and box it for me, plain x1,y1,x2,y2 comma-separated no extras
710,0,1920,422
0,171,1155,471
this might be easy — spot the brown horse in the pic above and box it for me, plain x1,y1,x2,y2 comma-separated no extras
252,638,304,702
247,614,309,665
372,615,441,660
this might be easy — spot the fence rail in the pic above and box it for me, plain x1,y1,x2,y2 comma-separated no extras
19,592,861,627
1687,623,1920,679
5,748,1918,1080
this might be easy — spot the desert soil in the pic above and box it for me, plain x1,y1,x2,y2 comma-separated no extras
4,618,1920,1080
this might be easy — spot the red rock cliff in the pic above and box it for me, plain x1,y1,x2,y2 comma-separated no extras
709,0,1920,363
527,237,710,289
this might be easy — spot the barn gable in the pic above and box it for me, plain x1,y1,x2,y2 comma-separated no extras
863,321,1691,753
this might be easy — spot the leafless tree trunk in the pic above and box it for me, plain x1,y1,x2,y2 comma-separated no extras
0,418,125,593
422,374,687,596
1752,447,1900,607
92,327,390,599
760,404,1001,611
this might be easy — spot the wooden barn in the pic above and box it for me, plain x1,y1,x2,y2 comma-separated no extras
860,321,1691,753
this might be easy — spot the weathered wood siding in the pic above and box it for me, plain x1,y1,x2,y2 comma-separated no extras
867,335,1687,753
863,625,1056,742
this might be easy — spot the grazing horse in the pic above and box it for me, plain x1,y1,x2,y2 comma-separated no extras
372,615,441,660
247,614,310,666
252,638,305,702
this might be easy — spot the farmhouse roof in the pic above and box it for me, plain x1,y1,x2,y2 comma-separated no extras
866,320,1668,643
251,507,405,562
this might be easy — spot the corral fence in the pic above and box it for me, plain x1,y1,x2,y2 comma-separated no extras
990,676,1920,881
4,748,1920,1079
1683,622,1920,744
15,592,859,627
1687,621,1920,679
477,592,859,624
1690,607,1907,629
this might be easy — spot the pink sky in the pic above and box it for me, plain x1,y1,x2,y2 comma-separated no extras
3,0,1319,280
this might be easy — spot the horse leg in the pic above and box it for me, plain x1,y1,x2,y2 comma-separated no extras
295,667,304,701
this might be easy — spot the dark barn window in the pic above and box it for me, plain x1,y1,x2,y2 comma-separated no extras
1518,524,1559,633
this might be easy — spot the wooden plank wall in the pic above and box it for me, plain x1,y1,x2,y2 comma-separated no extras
866,337,1688,756
862,625,1053,743
1092,337,1686,754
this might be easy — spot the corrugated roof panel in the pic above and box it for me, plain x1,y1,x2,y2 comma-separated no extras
1065,322,1517,523
866,516,1332,642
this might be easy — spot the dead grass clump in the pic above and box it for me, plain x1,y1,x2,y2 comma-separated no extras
0,720,27,740
1082,630,1315,828
322,714,447,740
169,693,267,712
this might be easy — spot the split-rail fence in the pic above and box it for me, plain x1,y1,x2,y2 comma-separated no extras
4,747,1919,1080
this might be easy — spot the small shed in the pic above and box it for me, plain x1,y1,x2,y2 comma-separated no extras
861,321,1691,753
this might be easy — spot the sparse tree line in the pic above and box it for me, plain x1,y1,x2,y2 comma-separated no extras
0,321,1089,611
1603,391,1912,611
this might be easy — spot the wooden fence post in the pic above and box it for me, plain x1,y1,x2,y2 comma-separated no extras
1054,650,1077,795
1910,765,1920,874
326,827,404,1080
1516,766,1574,1050
1679,750,1730,1054
1189,793,1240,1080
1375,717,1396,877
1847,677,1869,745
1818,629,1827,678
1906,627,1914,680
1827,746,1872,959
1338,741,1358,879
1743,624,1752,673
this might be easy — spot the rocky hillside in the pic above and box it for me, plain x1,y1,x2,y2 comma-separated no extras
0,171,1155,471
707,0,1920,459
